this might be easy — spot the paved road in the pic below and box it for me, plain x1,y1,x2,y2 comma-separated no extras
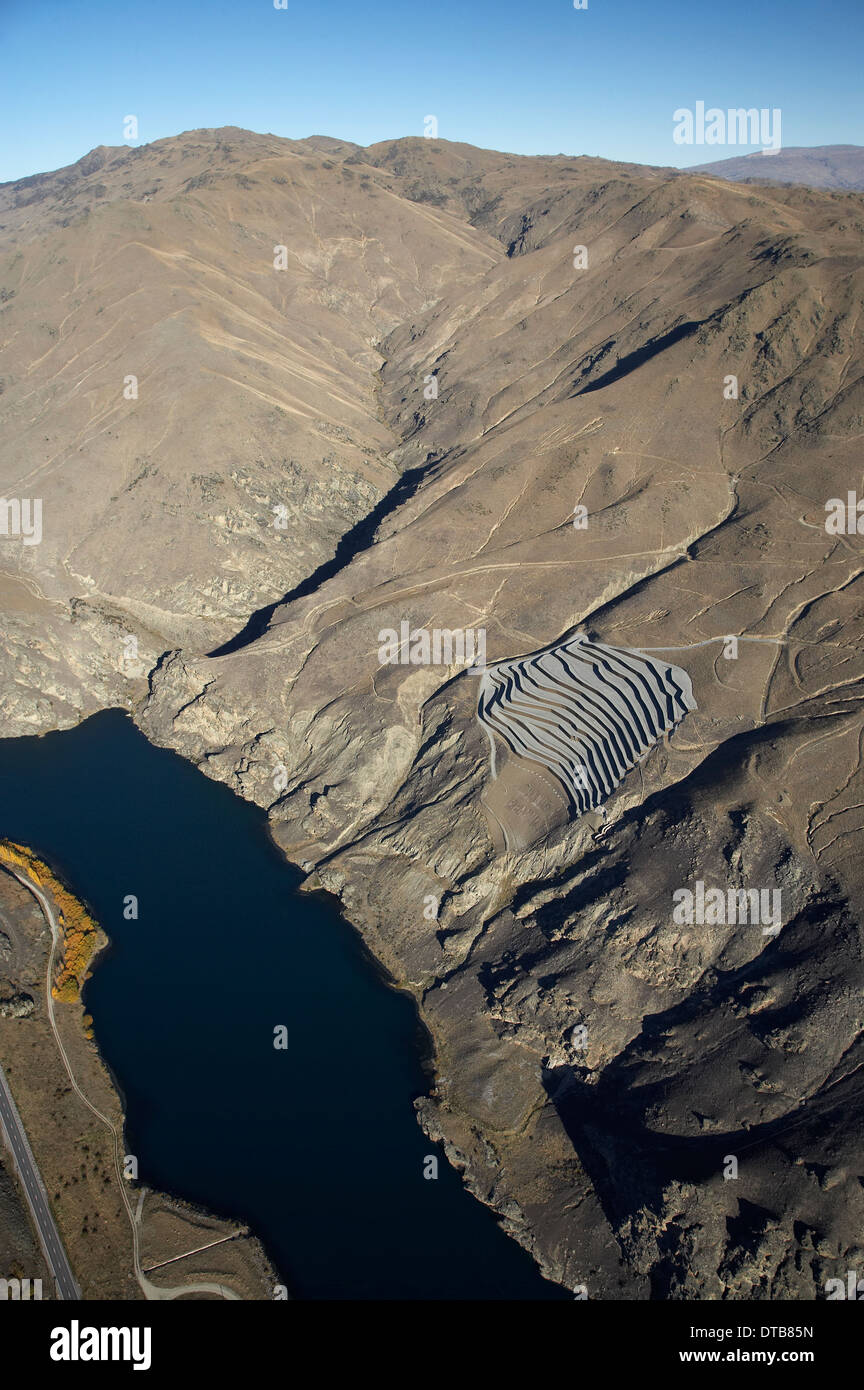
1,864,239,1301
0,1062,80,1299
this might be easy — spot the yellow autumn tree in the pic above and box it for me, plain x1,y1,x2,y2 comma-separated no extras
0,840,104,1001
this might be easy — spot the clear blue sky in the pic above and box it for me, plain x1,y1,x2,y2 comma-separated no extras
1,0,861,182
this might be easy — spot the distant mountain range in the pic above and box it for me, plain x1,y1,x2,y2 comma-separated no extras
689,144,864,190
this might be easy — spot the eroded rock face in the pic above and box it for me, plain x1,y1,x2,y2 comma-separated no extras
4,129,864,1297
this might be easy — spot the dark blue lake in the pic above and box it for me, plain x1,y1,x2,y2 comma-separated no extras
0,709,566,1299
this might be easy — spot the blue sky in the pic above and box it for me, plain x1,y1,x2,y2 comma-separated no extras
1,0,862,182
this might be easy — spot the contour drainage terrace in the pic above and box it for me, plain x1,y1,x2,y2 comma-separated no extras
476,635,697,815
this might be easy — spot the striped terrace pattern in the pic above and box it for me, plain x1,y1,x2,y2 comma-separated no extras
476,634,697,816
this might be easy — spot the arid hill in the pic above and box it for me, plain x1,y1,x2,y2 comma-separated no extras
2,128,863,1298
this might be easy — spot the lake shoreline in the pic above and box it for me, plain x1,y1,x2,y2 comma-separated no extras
0,709,565,1300
0,849,279,1299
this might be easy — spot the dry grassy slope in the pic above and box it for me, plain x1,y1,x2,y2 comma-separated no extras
0,128,501,731
139,139,864,1298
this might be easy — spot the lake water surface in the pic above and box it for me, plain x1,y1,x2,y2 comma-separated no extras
0,709,566,1299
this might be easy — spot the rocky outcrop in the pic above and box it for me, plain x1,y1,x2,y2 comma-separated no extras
0,990,34,1019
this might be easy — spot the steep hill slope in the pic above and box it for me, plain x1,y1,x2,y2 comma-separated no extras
0,128,499,729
